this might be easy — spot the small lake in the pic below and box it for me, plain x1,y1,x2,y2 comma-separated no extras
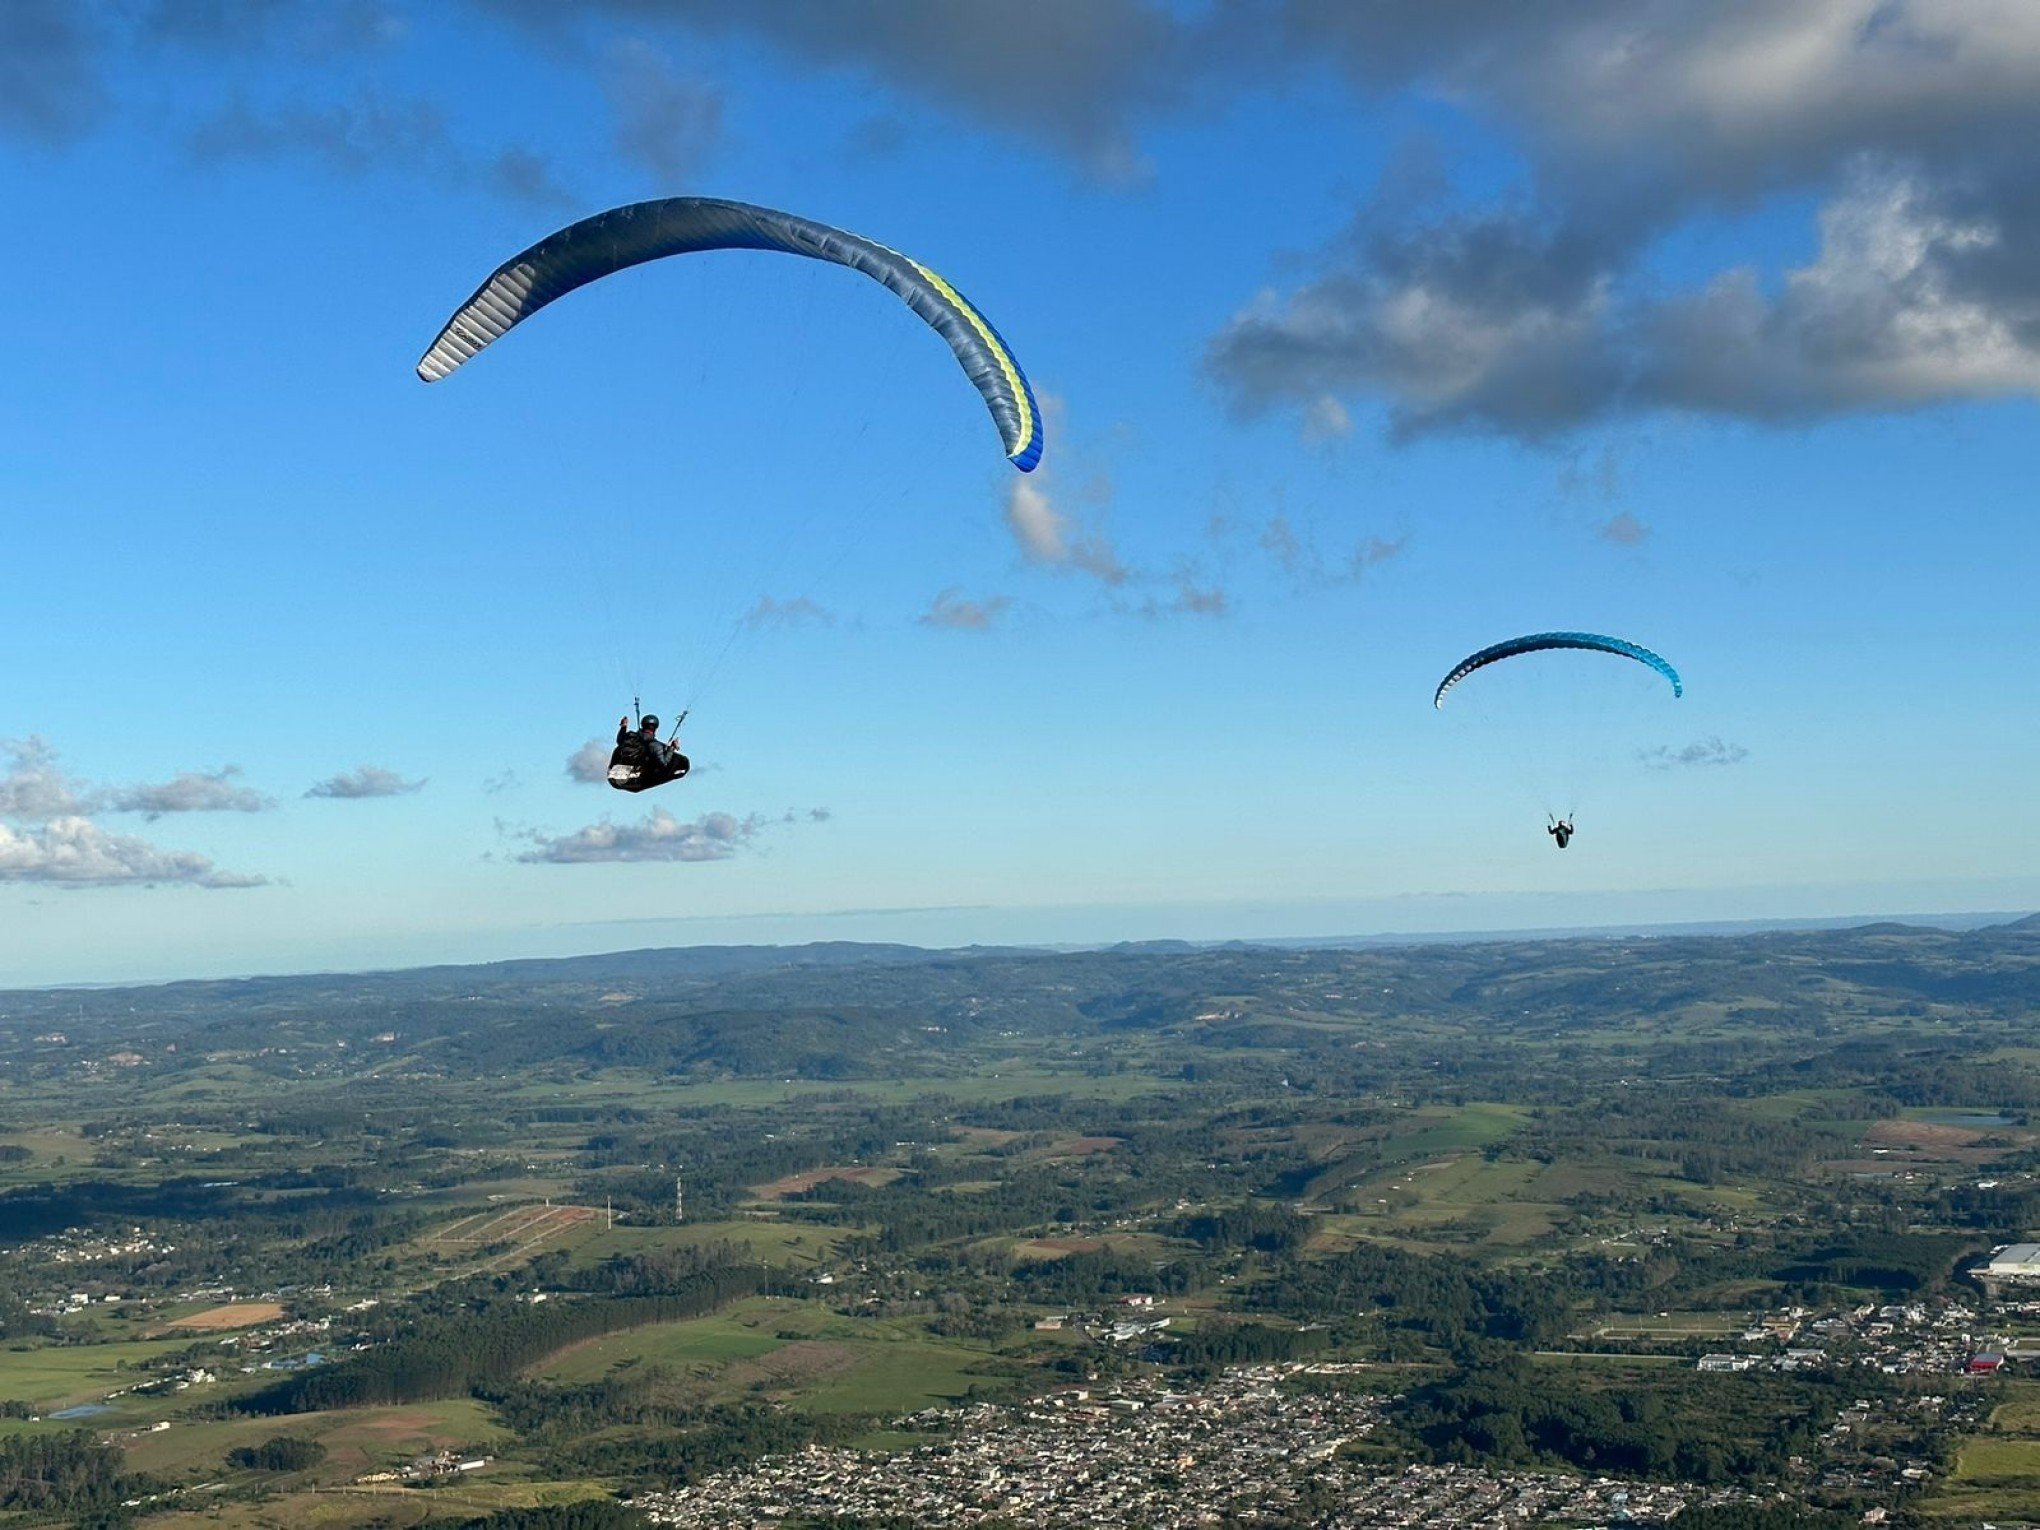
49,1403,113,1419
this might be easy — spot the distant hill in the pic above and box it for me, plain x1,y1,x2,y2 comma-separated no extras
160,940,966,996
5,912,2040,1087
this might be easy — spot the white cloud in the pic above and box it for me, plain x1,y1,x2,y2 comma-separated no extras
305,765,426,799
515,807,762,864
0,738,265,890
0,816,265,888
0,736,92,821
1302,394,1352,442
567,739,613,784
104,766,271,820
1640,169,2040,419
1003,477,1127,585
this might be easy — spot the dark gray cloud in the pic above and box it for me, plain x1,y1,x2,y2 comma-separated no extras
1209,206,1636,440
1354,535,1407,570
1259,516,1406,587
1210,3,2040,439
486,146,576,208
140,0,405,54
442,0,2040,433
186,92,436,174
189,91,575,207
604,37,722,184
846,114,909,160
919,588,1011,631
744,595,836,629
24,1,2036,439
1632,170,2040,420
480,0,1196,180
0,817,266,888
1132,580,1228,621
1266,2,2040,214
1212,167,2040,437
1638,736,1749,770
0,1,108,146
515,807,761,864
0,2,556,208
104,767,273,821
140,0,294,49
1558,446,1623,502
1598,512,1649,547
305,765,427,799
482,3,2040,204
1260,516,1303,573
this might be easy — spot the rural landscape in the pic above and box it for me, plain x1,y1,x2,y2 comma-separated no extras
11,4,2040,1527
6,921,2040,1526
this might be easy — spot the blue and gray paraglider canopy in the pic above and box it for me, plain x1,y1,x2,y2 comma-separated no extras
417,196,1042,472
1434,631,1683,846
1434,632,1682,710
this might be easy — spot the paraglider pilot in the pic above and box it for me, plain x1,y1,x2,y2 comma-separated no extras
607,714,689,792
1547,817,1574,850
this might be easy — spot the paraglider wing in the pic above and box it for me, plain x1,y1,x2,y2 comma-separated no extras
417,197,1042,471
1433,632,1682,709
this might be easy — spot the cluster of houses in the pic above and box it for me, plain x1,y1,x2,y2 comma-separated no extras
635,1362,1757,1528
16,1226,175,1293
1692,1297,2019,1378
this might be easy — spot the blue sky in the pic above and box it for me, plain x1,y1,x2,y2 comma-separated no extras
4,1,2039,985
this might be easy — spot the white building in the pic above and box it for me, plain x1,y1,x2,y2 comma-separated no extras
1985,1244,2040,1282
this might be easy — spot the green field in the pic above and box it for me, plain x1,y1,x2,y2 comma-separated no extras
0,1336,205,1411
118,1397,513,1482
533,1299,794,1381
566,1218,845,1268
531,1296,1002,1414
144,1477,614,1530
1953,1437,2040,1482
